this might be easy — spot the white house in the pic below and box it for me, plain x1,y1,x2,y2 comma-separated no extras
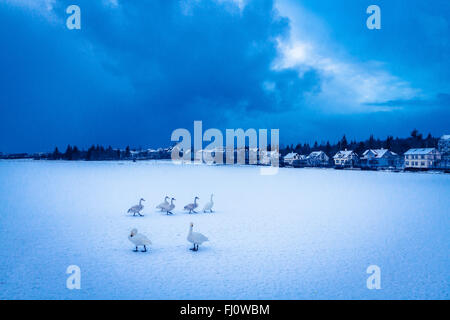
283,152,299,166
360,149,399,169
306,151,330,167
333,150,359,168
404,148,441,170
259,150,280,166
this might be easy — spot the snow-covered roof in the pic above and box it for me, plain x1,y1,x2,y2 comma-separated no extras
362,149,396,158
333,150,356,159
404,148,436,155
440,135,450,140
308,151,325,157
284,152,298,160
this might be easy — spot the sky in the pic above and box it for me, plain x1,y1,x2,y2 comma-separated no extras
0,0,449,153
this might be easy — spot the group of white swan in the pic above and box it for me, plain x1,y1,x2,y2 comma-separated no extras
128,223,208,252
127,194,214,216
126,194,214,252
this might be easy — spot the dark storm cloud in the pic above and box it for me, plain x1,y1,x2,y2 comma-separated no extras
0,0,320,152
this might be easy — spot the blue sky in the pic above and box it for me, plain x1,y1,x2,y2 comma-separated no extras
0,0,449,152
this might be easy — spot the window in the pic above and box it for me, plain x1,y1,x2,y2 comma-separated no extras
405,161,409,165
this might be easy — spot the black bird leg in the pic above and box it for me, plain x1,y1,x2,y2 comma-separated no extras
134,246,138,252
141,245,147,252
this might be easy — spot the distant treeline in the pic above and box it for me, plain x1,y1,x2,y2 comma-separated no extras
0,129,441,160
280,129,438,156
47,145,170,161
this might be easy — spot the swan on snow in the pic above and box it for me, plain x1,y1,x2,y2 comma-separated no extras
128,198,145,216
184,196,199,214
203,194,214,213
128,228,151,252
187,222,208,251
156,196,169,211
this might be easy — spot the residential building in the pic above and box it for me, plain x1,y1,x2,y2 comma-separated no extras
283,152,301,166
404,148,441,170
333,150,359,168
360,149,399,169
306,151,330,167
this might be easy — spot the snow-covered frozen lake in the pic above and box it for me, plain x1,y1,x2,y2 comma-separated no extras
0,160,448,299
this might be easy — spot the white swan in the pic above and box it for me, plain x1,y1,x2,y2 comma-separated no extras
128,228,151,252
162,197,176,215
184,196,199,214
128,198,145,216
156,196,169,211
203,194,214,213
187,222,208,251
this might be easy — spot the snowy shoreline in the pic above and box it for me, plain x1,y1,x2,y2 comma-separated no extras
0,158,449,175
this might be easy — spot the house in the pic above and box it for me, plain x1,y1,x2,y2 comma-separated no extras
404,148,441,170
283,152,300,166
283,153,308,167
306,151,330,167
360,149,399,169
202,147,226,164
333,150,359,168
259,150,280,166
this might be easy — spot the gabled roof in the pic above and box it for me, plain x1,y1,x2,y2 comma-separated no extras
362,149,397,158
404,148,436,155
284,152,299,160
333,150,357,159
308,151,326,157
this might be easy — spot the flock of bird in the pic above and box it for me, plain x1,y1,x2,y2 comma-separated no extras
126,195,214,252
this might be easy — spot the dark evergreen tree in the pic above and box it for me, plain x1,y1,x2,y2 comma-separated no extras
340,135,348,150
64,145,73,160
52,147,60,160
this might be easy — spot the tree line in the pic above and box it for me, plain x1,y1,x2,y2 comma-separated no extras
49,145,133,160
280,129,439,157
1,129,440,160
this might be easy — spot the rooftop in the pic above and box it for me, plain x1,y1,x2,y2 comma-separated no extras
404,148,436,155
